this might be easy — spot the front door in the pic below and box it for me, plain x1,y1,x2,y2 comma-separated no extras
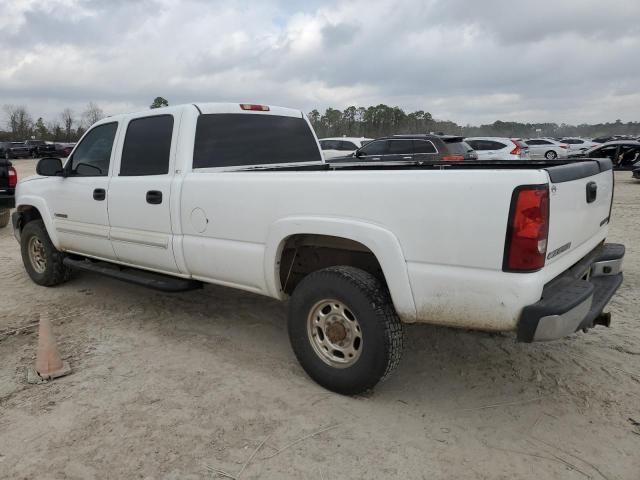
107,112,180,274
47,122,119,260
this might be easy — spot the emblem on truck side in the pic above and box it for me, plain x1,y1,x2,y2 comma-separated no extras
547,242,571,260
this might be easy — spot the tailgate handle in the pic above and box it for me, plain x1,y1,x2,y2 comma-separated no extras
586,182,597,203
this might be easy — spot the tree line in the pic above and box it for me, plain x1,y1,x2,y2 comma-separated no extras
0,97,170,143
0,102,106,143
308,105,640,139
2,99,638,143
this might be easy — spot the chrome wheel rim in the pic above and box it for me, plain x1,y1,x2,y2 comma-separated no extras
546,151,556,159
28,236,47,274
307,299,362,368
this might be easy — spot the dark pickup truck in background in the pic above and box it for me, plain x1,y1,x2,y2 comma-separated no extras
0,142,31,160
0,158,17,227
24,140,57,158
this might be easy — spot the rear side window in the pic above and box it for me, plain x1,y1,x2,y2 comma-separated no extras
320,140,339,150
446,141,472,155
413,140,436,154
120,115,173,176
193,114,321,168
387,140,413,154
339,141,358,151
467,140,505,150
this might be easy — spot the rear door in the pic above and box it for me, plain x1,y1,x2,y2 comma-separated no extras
107,111,181,274
386,139,413,162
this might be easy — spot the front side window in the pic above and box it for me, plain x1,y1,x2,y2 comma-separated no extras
589,146,617,159
120,115,173,176
193,114,321,168
358,140,388,156
68,122,118,177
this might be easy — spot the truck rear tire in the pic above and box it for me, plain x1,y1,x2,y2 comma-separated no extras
0,209,9,228
20,219,71,286
288,266,403,395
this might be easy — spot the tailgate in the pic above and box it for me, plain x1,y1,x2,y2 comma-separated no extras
544,159,613,266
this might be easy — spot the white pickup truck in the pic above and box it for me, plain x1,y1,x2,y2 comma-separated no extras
12,103,625,394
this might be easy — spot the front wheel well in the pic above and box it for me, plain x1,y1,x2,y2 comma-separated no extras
278,234,385,295
16,205,43,232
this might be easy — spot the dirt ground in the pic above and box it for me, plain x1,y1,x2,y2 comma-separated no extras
1,160,638,480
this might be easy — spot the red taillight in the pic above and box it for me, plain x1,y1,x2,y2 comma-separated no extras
510,140,521,156
442,154,465,161
559,144,568,149
240,104,270,111
8,166,17,188
503,185,549,272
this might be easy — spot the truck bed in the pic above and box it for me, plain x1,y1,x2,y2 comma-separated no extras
246,157,611,180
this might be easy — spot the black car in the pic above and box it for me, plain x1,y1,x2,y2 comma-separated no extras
569,140,640,170
328,134,478,164
24,140,57,158
0,158,16,227
0,141,31,159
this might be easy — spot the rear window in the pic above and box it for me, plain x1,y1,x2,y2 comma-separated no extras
446,141,473,155
193,114,321,168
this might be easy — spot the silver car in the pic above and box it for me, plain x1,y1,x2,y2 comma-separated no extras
524,138,569,160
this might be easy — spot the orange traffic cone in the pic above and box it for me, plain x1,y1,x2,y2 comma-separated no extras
35,314,71,380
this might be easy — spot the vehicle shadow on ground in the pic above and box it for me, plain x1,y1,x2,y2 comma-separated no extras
63,270,590,409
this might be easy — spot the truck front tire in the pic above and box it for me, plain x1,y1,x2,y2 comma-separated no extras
20,219,71,286
0,209,9,228
288,266,403,395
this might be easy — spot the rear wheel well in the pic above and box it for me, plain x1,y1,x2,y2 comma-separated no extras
278,234,385,295
16,205,43,232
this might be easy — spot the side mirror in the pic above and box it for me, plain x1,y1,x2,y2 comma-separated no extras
36,157,63,176
355,150,364,157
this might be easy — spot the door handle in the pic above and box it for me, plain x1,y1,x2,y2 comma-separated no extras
402,156,412,160
93,188,106,201
146,190,163,205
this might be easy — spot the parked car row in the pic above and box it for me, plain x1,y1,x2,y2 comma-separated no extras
324,134,478,163
0,140,75,159
320,133,638,170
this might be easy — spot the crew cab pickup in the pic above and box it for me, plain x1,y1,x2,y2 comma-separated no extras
0,158,17,227
11,103,625,394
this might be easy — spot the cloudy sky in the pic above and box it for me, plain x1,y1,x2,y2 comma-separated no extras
1,0,639,126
